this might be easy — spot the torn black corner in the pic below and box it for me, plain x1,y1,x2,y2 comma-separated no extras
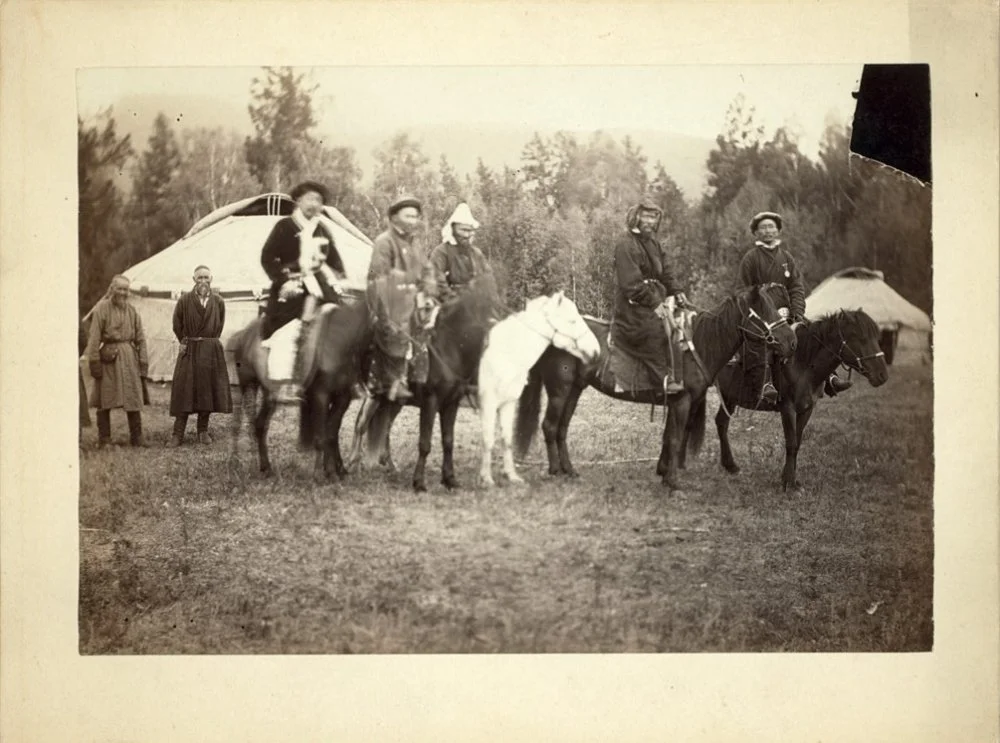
850,64,931,185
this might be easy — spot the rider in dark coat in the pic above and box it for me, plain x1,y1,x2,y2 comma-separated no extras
737,211,851,403
611,201,688,395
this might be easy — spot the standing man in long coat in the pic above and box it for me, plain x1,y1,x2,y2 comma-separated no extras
168,265,233,446
737,211,851,403
85,275,149,447
611,201,689,395
366,195,438,401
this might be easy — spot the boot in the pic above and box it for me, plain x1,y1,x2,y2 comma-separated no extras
196,413,212,444
825,373,853,397
96,410,112,448
761,381,779,405
664,375,684,396
168,415,187,447
127,412,150,448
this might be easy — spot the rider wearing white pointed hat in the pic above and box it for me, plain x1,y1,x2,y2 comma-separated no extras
430,202,496,304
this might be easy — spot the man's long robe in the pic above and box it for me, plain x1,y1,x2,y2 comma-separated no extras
169,291,233,416
85,299,147,411
610,232,682,383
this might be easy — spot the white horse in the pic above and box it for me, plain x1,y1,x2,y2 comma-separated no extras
478,291,601,487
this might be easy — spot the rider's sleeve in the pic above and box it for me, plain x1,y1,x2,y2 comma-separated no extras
429,245,455,302
366,234,394,282
787,255,807,319
260,221,289,283
323,228,347,279
658,254,683,297
616,238,663,307
737,249,757,290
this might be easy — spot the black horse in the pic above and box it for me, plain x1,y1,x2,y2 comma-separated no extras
514,284,798,491
715,308,889,490
228,297,374,481
347,285,500,492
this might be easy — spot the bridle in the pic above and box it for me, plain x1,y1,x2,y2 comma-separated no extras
738,300,789,347
520,303,593,357
829,317,884,378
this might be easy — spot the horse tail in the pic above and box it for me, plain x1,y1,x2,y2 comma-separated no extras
687,393,706,456
514,363,544,459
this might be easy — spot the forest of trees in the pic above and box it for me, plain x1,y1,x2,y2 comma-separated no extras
79,68,932,319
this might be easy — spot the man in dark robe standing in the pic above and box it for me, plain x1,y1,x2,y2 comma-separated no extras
85,275,149,447
259,180,347,402
737,211,851,403
366,195,438,401
168,265,233,446
611,201,689,396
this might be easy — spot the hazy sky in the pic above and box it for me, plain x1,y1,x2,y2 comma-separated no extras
78,65,861,158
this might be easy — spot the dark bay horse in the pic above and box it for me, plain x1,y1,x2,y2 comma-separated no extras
347,285,501,492
715,308,889,490
513,284,797,491
227,297,373,480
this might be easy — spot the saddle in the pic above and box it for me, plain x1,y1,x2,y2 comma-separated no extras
596,309,699,396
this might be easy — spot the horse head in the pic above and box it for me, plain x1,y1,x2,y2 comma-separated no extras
536,291,601,364
836,309,889,387
744,284,797,359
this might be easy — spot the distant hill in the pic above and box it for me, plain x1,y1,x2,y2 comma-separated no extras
89,94,714,202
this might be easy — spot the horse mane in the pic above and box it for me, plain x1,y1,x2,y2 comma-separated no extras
691,287,757,365
799,308,878,361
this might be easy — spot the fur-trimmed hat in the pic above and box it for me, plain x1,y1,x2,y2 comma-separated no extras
387,195,423,218
750,211,783,233
289,180,330,203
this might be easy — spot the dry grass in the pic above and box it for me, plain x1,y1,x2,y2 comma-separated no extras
79,365,933,653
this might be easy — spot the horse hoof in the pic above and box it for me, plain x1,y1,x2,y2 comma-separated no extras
563,468,579,479
548,467,561,477
723,463,740,475
507,475,526,487
260,467,273,479
413,481,427,493
442,478,460,491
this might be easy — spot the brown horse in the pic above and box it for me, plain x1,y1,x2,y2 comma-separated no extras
346,282,501,492
227,297,373,480
715,308,889,490
513,284,798,491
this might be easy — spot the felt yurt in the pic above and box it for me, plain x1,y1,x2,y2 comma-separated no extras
805,267,932,366
83,193,373,383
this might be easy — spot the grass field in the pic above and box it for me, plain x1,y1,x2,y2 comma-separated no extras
79,364,933,654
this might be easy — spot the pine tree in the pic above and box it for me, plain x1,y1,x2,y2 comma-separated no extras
78,110,133,313
127,112,187,263
244,66,319,191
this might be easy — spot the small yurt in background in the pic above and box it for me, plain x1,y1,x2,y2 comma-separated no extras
82,193,373,383
805,267,932,366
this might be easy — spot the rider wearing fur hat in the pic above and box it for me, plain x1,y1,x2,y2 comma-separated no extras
612,200,689,396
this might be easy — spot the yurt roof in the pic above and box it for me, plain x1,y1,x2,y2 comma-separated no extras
805,266,931,331
122,193,373,299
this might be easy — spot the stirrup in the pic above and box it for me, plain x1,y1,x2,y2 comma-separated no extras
388,379,413,401
762,382,779,404
664,377,684,396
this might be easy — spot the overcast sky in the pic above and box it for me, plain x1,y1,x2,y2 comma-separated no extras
78,65,861,158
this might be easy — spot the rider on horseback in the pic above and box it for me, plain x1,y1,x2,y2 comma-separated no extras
259,181,347,403
738,211,852,404
429,202,497,305
366,195,439,402
611,200,689,396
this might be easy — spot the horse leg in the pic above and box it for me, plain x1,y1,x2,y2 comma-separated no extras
716,398,740,474
660,395,690,490
478,391,497,488
413,395,438,493
779,401,799,491
328,390,353,481
346,396,377,471
790,402,815,490
439,398,461,490
254,388,277,476
541,384,569,476
379,403,403,472
498,401,524,485
556,385,584,477
310,384,331,483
